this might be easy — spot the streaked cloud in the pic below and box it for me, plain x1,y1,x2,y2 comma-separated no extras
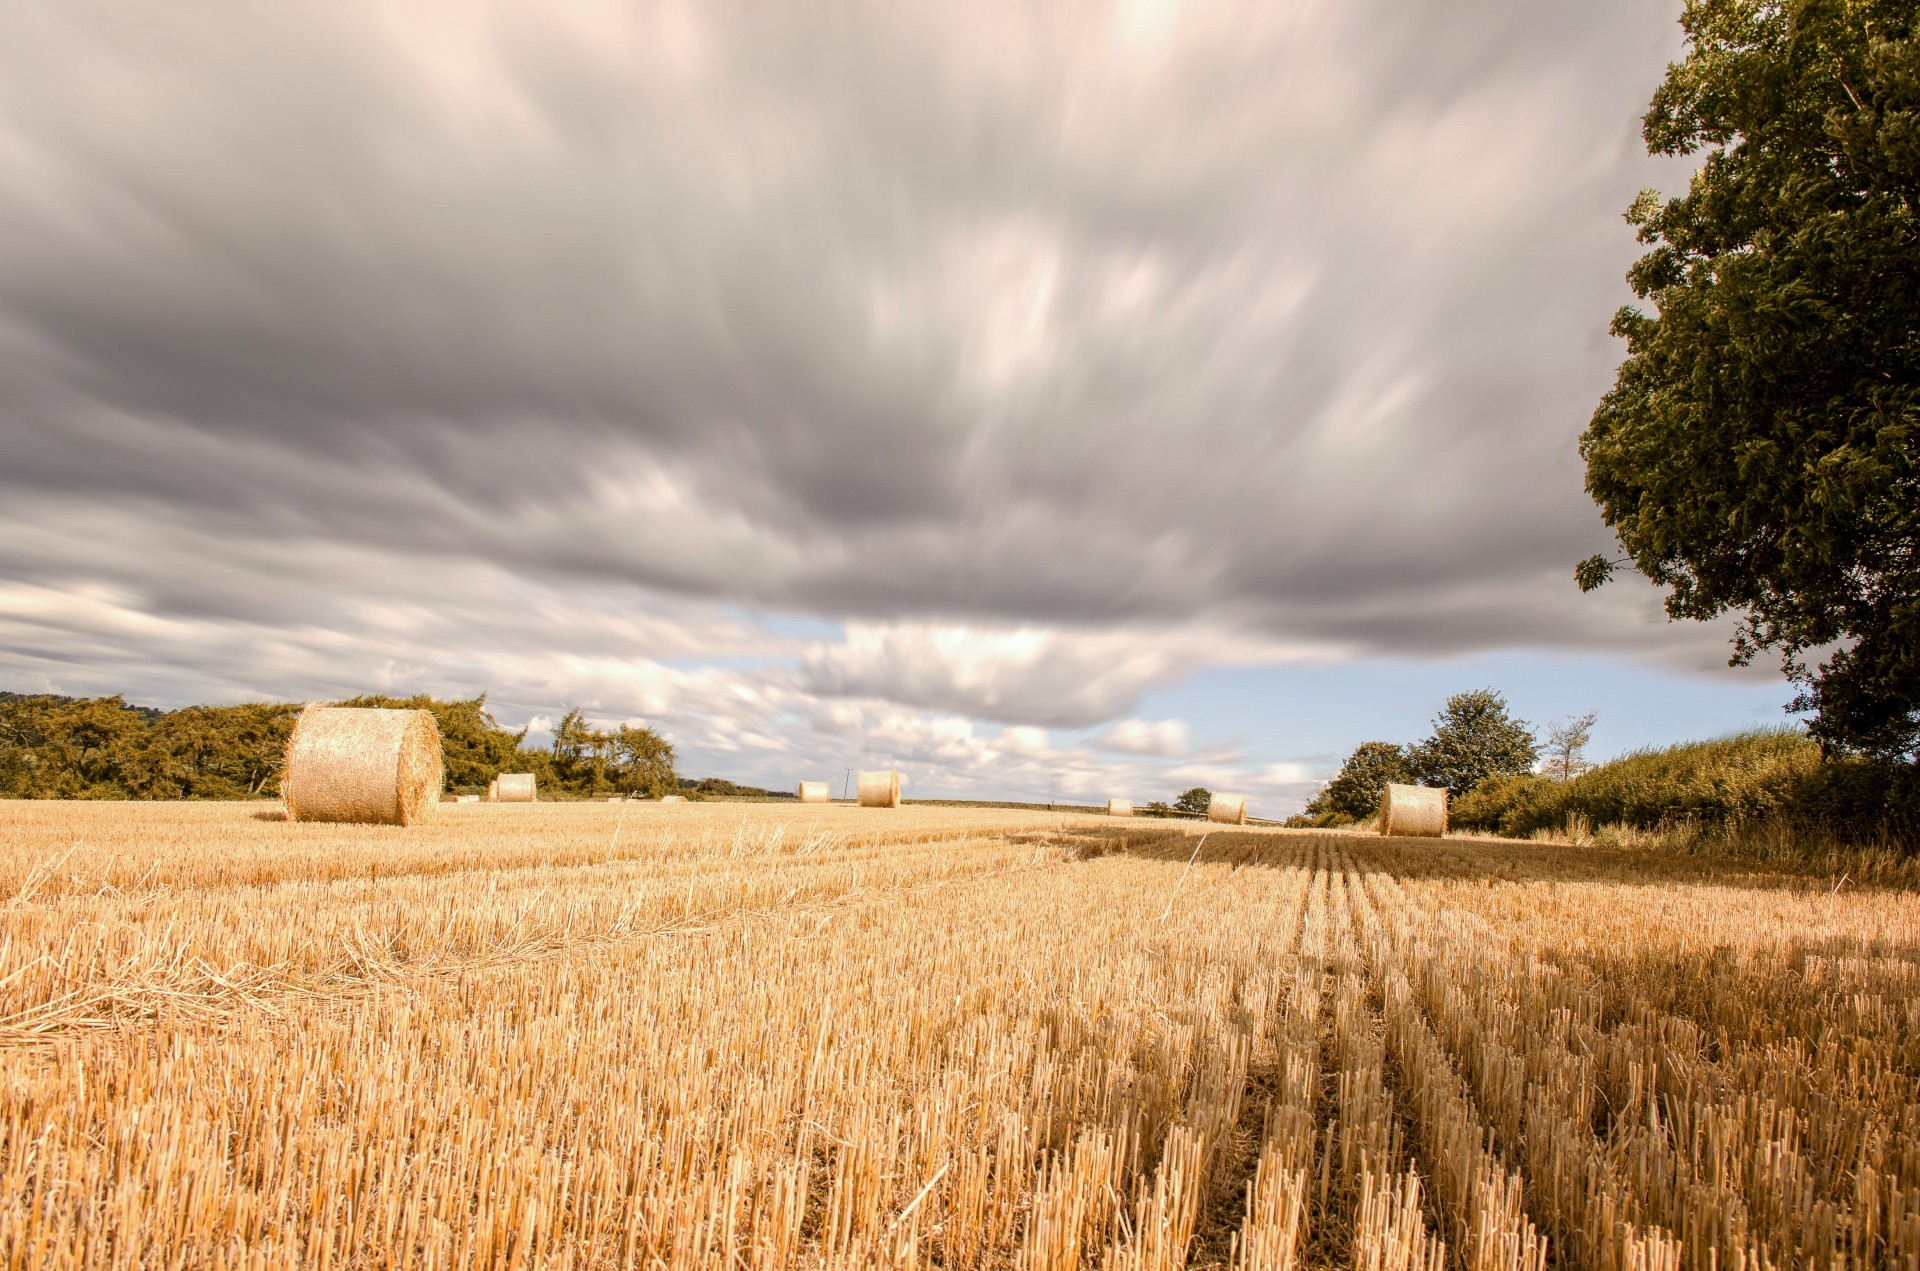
0,0,1767,809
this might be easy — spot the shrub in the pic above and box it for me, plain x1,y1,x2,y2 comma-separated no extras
1450,773,1564,837
1456,728,1918,848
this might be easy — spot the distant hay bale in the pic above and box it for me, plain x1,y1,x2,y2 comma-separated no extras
1207,792,1249,825
494,773,537,803
797,781,831,804
1380,783,1447,837
661,795,687,804
1107,798,1133,817
857,770,901,808
282,706,441,827
455,795,480,804
487,777,498,802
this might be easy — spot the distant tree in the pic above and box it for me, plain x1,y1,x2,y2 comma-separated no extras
1140,800,1174,818
1541,711,1599,782
611,724,676,798
1410,690,1539,796
1172,787,1212,815
1579,0,1920,760
1302,742,1415,823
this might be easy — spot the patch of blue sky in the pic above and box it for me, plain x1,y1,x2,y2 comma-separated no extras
1138,651,1801,775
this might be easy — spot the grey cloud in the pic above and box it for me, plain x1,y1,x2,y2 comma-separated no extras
0,0,1750,748
797,624,1229,728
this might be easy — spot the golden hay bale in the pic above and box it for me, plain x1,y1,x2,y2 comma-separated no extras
1207,792,1249,825
493,773,537,803
487,777,499,801
282,706,442,827
1106,798,1133,817
797,781,831,803
857,770,901,808
1380,783,1447,837
660,795,687,804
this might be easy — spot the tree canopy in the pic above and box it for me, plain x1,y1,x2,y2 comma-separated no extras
1580,0,1920,759
1410,689,1539,796
1172,787,1213,815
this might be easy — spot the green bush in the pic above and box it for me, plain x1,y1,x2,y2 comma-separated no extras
1450,772,1564,836
1453,728,1917,847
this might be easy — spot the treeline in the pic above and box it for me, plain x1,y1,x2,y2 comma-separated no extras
0,692,678,800
1290,688,1917,846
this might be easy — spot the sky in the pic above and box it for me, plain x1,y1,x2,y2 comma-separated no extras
0,0,1799,811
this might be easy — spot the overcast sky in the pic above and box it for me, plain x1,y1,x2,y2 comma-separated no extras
0,0,1794,809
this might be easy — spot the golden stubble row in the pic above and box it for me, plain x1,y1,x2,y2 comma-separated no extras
1348,838,1920,1271
5,819,1333,1269
4,805,1920,1270
0,801,1093,899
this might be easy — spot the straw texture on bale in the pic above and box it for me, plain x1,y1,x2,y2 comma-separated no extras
493,773,537,803
1106,798,1133,817
857,770,901,808
1207,792,1249,825
797,781,831,804
1380,782,1447,837
282,706,442,827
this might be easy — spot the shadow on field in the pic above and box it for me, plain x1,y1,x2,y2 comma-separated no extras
1047,823,1830,891
251,809,287,822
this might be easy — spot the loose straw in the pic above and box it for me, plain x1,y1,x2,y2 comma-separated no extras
1160,832,1211,923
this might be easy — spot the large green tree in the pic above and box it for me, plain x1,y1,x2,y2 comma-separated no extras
1580,0,1920,759
1410,690,1538,796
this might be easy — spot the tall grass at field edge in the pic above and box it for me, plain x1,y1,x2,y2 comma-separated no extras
1451,729,1919,863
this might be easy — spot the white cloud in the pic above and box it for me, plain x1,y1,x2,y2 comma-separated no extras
1094,718,1189,757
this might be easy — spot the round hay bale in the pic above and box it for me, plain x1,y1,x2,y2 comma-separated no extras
1380,783,1447,837
857,770,901,808
660,794,687,804
493,773,537,803
1106,798,1134,817
1207,792,1249,825
282,706,442,827
487,777,499,802
797,780,831,803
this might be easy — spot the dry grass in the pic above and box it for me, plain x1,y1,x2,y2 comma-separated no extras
2,802,1917,1269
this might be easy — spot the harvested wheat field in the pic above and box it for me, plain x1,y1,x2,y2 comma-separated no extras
3,801,1918,1270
